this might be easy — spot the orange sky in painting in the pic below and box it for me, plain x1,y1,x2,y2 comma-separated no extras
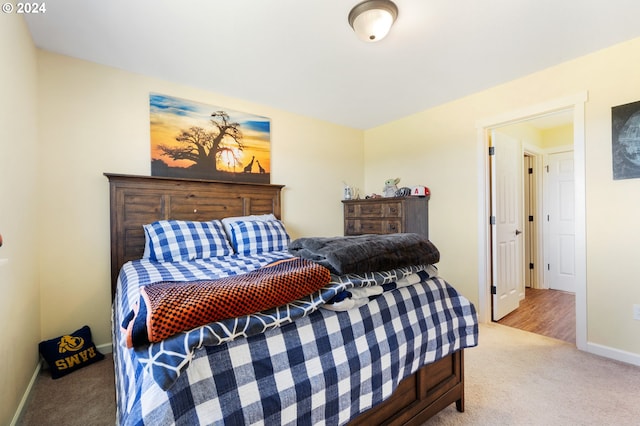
150,94,270,173
150,126,270,173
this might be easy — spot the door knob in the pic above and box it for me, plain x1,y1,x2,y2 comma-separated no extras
515,229,522,235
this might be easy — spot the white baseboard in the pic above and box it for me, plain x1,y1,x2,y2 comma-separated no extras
10,362,41,426
97,341,113,354
586,342,640,367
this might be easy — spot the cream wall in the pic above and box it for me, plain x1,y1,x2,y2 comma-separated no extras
0,15,40,426
364,37,640,358
36,51,364,349
497,122,543,148
542,124,574,149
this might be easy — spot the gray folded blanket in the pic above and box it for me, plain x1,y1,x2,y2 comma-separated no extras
288,233,439,275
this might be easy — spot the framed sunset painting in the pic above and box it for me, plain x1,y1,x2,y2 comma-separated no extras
149,93,271,183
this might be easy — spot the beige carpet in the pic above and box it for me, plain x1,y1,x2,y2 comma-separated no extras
426,323,640,425
17,323,640,425
17,352,116,426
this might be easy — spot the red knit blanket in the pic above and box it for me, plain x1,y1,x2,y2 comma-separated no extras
125,258,331,347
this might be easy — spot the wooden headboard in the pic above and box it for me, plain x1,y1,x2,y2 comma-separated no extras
104,173,284,299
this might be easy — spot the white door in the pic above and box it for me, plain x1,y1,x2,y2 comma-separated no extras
491,131,524,320
546,151,576,292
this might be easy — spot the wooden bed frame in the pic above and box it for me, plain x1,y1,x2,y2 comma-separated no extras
105,173,465,425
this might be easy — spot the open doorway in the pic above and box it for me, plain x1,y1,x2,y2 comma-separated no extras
490,113,576,343
476,91,589,351
523,149,574,342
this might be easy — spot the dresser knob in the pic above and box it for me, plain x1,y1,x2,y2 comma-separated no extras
194,209,198,213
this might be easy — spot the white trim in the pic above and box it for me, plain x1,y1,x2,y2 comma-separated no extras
544,144,574,155
572,100,587,351
476,92,588,129
477,127,491,323
586,342,640,367
10,362,41,426
476,91,588,350
97,341,113,354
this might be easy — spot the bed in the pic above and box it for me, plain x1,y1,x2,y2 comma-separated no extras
105,173,478,425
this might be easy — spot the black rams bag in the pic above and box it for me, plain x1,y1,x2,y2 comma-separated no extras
38,325,104,379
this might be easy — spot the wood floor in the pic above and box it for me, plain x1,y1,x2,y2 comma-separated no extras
497,287,575,343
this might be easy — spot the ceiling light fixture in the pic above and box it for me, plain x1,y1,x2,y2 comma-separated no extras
348,0,398,42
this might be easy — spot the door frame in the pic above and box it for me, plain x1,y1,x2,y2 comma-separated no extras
476,91,587,350
522,145,544,290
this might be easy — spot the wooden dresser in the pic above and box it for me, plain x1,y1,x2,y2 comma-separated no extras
342,196,429,238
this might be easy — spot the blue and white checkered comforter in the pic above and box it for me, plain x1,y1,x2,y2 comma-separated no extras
113,251,478,425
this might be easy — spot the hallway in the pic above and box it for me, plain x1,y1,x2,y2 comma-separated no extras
497,288,575,343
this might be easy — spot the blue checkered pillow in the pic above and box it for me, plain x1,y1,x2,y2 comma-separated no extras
229,220,290,255
143,220,233,262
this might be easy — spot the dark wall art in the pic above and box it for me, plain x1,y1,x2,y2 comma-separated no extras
612,100,640,180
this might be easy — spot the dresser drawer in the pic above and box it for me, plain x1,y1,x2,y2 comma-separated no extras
343,196,429,239
344,202,402,218
345,219,402,235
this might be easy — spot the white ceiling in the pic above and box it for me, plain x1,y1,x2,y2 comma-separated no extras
24,0,640,130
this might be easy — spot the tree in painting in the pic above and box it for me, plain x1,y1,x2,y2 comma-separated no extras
157,111,245,173
150,93,270,183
